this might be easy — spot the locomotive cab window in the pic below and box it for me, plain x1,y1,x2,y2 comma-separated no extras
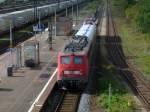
74,56,83,64
61,56,70,64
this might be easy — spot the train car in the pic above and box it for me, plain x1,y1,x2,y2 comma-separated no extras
0,0,86,34
57,16,98,89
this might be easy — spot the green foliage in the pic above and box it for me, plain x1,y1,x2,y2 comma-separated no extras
125,4,138,24
135,0,150,33
97,93,134,112
112,0,128,8
113,0,150,33
125,0,150,33
117,19,150,75
85,0,102,12
111,0,128,16
127,0,136,6
112,0,150,75
96,65,135,112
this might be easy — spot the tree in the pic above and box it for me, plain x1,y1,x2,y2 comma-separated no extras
127,0,136,6
136,0,150,33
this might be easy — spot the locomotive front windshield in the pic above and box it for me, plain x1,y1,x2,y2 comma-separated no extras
74,56,83,64
61,56,70,64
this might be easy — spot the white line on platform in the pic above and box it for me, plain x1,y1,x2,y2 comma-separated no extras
28,68,58,112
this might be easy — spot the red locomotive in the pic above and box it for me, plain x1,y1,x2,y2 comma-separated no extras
57,16,98,89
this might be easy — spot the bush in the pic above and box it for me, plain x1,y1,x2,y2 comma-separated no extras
125,4,138,24
111,0,128,16
135,0,150,33
96,66,135,112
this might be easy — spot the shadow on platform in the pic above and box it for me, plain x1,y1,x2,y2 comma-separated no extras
0,88,13,92
11,75,24,77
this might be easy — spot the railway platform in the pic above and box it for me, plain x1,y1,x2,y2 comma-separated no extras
0,2,93,111
0,29,70,112
0,17,85,112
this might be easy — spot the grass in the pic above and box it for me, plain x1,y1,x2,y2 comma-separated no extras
95,1,138,107
96,63,136,112
116,19,150,76
96,0,150,110
84,0,103,12
110,0,150,77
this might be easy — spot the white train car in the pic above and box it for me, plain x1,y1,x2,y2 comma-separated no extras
0,0,86,34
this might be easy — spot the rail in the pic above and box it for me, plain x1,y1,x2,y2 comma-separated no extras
54,91,81,112
0,0,69,14
105,0,150,111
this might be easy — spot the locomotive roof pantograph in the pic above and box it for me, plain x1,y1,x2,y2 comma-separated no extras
64,20,96,53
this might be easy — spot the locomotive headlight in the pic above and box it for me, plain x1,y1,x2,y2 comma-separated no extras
73,71,80,74
63,70,81,75
64,71,70,74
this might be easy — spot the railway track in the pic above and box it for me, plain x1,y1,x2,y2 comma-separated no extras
105,0,150,111
0,0,79,54
54,90,81,112
0,0,68,14
0,4,33,14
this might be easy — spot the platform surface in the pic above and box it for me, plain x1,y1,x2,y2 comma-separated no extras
0,10,88,112
0,31,69,112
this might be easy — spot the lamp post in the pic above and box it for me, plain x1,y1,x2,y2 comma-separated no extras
71,0,74,18
66,0,68,17
9,20,13,49
33,0,38,21
10,17,25,67
48,20,53,50
9,19,13,68
76,0,79,24
38,11,41,28
57,0,60,9
53,6,57,38
0,16,24,68
38,10,42,34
